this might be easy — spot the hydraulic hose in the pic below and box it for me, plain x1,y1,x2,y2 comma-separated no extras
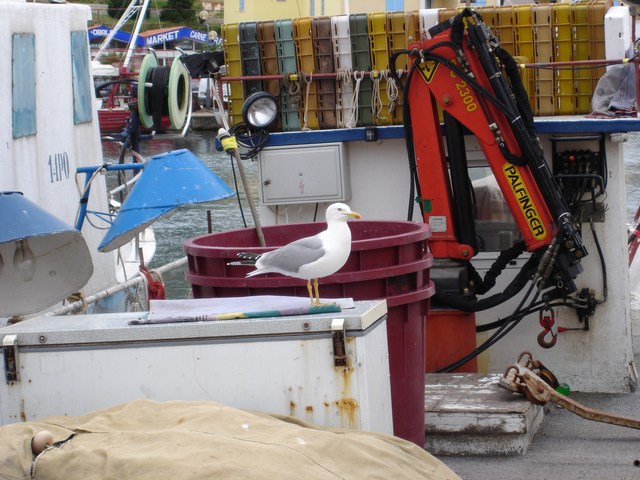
434,253,538,312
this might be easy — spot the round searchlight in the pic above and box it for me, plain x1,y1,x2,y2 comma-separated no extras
242,92,278,129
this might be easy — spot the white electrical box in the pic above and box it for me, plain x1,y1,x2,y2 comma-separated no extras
258,142,350,205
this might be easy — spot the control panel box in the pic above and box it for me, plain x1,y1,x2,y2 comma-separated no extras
258,142,350,205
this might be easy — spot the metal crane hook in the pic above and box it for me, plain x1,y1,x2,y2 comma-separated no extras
537,328,558,349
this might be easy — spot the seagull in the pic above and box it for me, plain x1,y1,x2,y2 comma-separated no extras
236,203,361,305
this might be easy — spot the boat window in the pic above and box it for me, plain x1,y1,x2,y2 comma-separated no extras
469,166,522,253
70,31,93,125
12,33,36,138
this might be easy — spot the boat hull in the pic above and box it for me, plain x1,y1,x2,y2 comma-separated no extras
98,108,171,134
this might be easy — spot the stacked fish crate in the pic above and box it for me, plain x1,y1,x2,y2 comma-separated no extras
221,2,613,130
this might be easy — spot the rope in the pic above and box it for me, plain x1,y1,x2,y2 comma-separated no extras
124,281,147,312
335,69,353,128
346,71,364,128
284,73,301,96
301,72,313,131
64,292,88,314
370,70,383,121
339,69,352,87
283,74,301,113
212,77,230,131
385,69,401,115
139,264,166,301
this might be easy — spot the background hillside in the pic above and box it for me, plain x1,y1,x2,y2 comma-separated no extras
72,0,221,32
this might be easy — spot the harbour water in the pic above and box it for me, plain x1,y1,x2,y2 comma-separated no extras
625,132,640,225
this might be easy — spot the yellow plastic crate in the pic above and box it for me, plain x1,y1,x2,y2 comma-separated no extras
293,17,318,129
532,5,554,115
513,5,535,110
573,4,593,114
495,7,515,55
404,10,421,44
368,12,393,126
553,4,575,114
222,23,244,126
389,11,415,124
437,8,458,24
477,7,497,36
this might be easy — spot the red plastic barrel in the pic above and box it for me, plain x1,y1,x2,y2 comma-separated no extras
184,220,434,446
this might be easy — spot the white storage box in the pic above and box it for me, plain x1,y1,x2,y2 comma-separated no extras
0,300,393,434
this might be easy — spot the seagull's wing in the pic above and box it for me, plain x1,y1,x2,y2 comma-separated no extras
255,235,326,275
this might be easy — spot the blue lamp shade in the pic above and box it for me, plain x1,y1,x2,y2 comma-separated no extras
99,149,235,252
0,192,94,316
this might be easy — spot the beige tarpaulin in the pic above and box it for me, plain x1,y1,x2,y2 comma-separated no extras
0,399,461,480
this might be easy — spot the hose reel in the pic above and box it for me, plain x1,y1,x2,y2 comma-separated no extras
137,53,191,131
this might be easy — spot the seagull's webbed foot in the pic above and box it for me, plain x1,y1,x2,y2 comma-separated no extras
310,278,337,307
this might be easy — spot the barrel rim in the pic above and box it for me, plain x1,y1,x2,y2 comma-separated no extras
183,220,432,257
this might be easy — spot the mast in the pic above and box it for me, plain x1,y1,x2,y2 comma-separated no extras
94,0,150,71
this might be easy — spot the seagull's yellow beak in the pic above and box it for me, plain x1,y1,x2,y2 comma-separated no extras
347,211,361,219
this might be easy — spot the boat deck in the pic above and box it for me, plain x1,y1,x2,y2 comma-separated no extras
432,336,640,480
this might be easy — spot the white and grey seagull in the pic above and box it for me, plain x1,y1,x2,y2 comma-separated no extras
236,203,361,305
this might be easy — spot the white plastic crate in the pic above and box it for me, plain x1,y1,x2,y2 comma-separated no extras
419,9,440,39
332,15,355,128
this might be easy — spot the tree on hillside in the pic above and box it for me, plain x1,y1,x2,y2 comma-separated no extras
160,0,195,24
106,0,152,22
107,0,128,19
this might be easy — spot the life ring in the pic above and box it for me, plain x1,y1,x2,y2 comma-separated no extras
150,66,169,131
168,57,190,129
137,53,157,129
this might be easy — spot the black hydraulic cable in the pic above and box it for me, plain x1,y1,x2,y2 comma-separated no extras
229,123,270,160
474,241,527,295
389,49,413,93
476,285,592,332
434,252,538,312
435,282,541,372
444,111,478,250
476,296,593,333
390,52,423,221
589,217,608,302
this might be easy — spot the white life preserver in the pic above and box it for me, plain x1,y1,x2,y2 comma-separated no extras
168,56,190,129
137,53,158,129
